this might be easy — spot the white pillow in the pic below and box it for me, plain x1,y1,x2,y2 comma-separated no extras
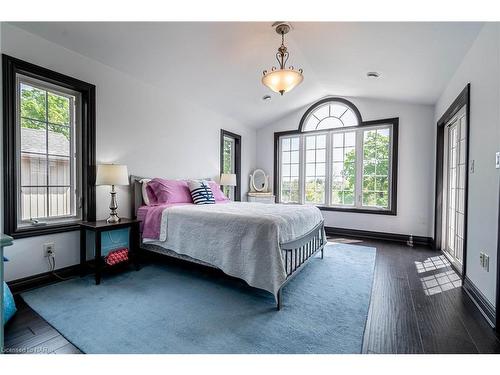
139,178,152,205
187,180,215,205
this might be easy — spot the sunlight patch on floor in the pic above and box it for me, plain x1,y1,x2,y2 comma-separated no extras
420,270,462,296
415,255,451,274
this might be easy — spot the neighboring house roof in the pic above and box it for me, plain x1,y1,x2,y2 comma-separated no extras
21,127,69,157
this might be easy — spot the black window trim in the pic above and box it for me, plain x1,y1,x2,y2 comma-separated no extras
274,100,398,216
2,54,96,239
220,129,241,202
299,97,363,132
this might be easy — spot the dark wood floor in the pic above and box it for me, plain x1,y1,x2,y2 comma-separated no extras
3,297,81,354
4,237,500,354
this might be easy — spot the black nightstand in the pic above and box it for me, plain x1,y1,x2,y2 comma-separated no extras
79,218,141,285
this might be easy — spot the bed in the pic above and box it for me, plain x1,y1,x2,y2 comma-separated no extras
131,175,326,310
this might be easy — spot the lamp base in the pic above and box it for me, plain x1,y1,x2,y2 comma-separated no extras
107,185,120,223
106,214,120,224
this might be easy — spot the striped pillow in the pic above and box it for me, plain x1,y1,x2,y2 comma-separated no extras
187,180,215,205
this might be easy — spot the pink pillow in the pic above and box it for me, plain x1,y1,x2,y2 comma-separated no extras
208,181,229,201
147,178,193,204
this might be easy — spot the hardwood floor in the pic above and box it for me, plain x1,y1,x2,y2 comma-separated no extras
3,297,82,354
3,238,499,354
355,238,500,354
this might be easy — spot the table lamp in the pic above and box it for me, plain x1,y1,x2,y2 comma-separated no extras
96,164,129,223
220,173,237,199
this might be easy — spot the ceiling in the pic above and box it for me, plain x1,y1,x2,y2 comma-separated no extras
10,22,483,128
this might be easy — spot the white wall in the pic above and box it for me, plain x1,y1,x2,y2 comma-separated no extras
256,96,436,237
1,24,257,281
435,23,500,306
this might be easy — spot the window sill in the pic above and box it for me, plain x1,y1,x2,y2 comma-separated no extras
9,222,82,239
317,205,397,216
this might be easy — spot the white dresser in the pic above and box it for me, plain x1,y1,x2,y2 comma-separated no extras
247,193,276,204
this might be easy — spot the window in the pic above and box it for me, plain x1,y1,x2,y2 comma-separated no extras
3,55,96,238
220,129,241,201
275,98,398,215
18,76,80,224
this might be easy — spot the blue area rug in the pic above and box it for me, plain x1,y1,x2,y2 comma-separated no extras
22,243,376,354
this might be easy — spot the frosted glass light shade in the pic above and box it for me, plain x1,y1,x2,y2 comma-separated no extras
220,173,237,186
262,69,303,95
96,164,129,186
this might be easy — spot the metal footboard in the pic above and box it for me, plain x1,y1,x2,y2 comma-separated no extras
276,220,326,310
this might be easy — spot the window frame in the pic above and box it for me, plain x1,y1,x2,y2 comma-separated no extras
16,74,82,226
3,54,96,238
274,113,398,216
220,129,241,201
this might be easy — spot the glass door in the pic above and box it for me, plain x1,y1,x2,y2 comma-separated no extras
444,107,467,272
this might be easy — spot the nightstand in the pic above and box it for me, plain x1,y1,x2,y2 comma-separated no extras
80,218,141,285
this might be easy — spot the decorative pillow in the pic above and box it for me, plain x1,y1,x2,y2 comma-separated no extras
139,178,152,205
187,180,215,205
3,281,16,325
208,181,229,201
147,178,193,204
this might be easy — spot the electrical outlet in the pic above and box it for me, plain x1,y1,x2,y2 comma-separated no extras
43,242,55,257
470,159,475,173
479,252,490,271
496,152,500,169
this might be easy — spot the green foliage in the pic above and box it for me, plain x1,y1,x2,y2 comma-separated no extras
333,130,390,207
20,84,71,140
305,178,324,204
223,139,233,198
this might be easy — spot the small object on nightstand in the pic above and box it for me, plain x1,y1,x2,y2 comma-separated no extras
80,219,141,285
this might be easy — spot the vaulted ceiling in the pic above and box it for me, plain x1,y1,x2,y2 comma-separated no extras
11,22,483,128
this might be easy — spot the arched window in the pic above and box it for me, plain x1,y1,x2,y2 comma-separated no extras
275,97,398,215
299,98,362,132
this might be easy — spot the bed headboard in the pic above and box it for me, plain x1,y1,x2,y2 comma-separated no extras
130,175,150,219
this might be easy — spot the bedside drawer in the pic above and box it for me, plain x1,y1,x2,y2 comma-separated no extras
247,195,275,204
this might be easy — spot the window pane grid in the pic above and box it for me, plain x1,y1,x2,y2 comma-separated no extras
331,131,356,206
19,80,77,222
305,134,326,204
278,121,394,212
280,137,300,203
362,128,390,208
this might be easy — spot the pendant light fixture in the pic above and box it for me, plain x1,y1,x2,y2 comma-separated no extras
262,22,303,96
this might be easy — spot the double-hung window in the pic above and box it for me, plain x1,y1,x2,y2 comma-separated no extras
275,98,398,215
17,75,81,225
3,55,96,238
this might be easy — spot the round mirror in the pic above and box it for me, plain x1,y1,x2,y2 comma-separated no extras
251,169,268,192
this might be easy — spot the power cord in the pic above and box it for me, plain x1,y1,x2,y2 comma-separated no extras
46,253,76,281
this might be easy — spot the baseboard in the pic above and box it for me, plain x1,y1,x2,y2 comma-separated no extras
325,226,433,247
463,276,496,327
7,264,80,295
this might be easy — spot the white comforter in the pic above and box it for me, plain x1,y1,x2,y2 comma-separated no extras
144,202,324,297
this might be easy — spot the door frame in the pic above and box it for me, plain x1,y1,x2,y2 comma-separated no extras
496,174,500,333
434,83,470,279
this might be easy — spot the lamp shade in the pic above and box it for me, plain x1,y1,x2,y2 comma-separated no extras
96,164,129,186
220,173,237,187
262,69,303,95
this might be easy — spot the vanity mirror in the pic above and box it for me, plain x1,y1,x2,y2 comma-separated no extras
250,169,269,192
